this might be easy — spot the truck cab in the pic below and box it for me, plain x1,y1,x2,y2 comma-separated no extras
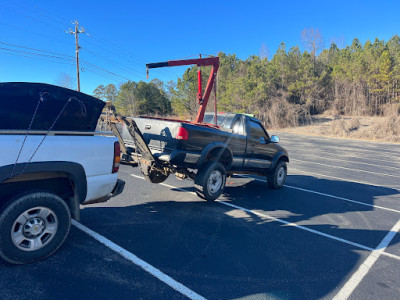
203,112,288,174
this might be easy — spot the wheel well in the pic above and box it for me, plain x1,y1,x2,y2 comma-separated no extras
0,173,76,217
205,147,232,169
279,156,289,163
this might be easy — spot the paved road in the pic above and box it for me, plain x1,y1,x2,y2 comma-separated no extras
1,133,400,299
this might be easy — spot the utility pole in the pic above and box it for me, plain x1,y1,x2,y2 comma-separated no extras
67,20,85,92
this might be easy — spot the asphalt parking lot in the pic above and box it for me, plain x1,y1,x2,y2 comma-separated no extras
1,133,400,300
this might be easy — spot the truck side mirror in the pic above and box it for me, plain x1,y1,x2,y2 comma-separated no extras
270,135,279,143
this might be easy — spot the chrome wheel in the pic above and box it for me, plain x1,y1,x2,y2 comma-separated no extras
207,170,223,194
11,207,58,252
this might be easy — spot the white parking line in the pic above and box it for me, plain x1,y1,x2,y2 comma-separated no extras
217,200,373,251
282,143,400,163
129,174,400,262
275,132,400,148
292,150,399,165
236,175,400,214
290,168,399,190
72,220,206,300
280,137,400,157
333,220,400,300
291,158,400,178
290,152,400,170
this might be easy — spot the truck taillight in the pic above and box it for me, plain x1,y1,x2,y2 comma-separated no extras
112,142,121,173
176,127,189,140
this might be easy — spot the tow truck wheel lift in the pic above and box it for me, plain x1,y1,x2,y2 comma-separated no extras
104,56,220,183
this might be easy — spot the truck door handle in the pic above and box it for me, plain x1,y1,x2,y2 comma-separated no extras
144,124,151,130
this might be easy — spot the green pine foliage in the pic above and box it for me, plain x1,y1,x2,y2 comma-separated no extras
169,35,400,127
94,35,400,127
93,80,171,116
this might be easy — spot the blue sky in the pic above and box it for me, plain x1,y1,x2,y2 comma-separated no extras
0,0,399,95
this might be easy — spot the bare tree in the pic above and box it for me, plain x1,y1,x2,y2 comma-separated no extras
260,42,269,60
301,27,324,70
329,36,346,49
55,73,76,90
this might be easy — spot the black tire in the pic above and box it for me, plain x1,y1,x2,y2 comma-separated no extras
194,162,226,201
0,192,71,265
267,160,287,189
141,165,169,184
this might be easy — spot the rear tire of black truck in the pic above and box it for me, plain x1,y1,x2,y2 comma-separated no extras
267,160,287,189
194,162,226,202
0,192,71,265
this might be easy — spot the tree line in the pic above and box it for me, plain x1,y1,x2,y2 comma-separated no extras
93,33,400,128
93,79,171,116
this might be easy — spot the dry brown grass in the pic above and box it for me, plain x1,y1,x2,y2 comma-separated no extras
275,115,400,143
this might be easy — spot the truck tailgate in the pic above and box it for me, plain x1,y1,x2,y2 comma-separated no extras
123,117,182,153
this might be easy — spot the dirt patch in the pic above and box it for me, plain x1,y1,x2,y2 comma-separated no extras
273,115,400,143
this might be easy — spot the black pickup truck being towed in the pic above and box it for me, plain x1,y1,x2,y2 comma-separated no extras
121,112,289,201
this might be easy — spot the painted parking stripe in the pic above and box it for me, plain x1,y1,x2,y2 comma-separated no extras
236,175,400,214
333,220,400,300
277,134,400,155
289,149,398,165
129,174,400,262
290,168,399,190
217,200,373,251
289,152,400,171
280,139,400,162
275,131,400,148
281,140,400,157
291,158,400,178
72,220,206,300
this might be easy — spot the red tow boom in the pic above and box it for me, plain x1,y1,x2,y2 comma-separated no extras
146,56,219,124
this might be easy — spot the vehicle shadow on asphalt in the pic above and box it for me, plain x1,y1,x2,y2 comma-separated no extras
222,175,400,248
76,175,400,299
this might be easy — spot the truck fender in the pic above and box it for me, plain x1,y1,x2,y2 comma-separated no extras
270,152,289,171
0,161,87,220
196,142,233,170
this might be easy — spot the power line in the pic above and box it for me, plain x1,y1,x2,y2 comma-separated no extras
2,0,141,80
0,1,65,34
0,46,75,62
85,33,182,79
4,0,164,80
0,44,128,82
1,0,185,86
81,66,124,84
0,41,74,58
0,49,125,84
3,0,183,82
80,46,145,79
0,50,75,67
0,40,133,81
0,21,71,46
80,59,130,81
79,38,153,77
5,0,69,27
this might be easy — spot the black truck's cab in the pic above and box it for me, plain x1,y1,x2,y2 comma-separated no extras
203,113,288,174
